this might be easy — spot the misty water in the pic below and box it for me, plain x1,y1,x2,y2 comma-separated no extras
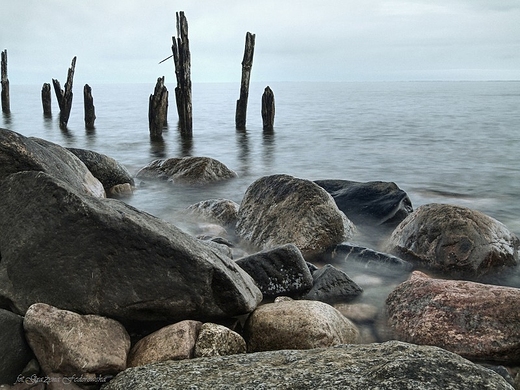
2,81,520,320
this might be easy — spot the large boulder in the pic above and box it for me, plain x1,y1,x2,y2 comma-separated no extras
244,299,359,352
0,128,105,197
386,271,520,364
235,244,314,299
23,303,130,376
0,309,33,385
67,147,135,193
314,179,413,229
236,174,354,257
135,156,237,185
384,204,519,280
102,341,514,390
0,171,262,324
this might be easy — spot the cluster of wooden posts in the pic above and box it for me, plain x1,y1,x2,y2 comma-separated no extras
1,11,275,137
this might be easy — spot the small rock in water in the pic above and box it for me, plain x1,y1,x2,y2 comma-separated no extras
303,264,363,303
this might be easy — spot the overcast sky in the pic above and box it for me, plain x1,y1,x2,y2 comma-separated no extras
1,0,519,84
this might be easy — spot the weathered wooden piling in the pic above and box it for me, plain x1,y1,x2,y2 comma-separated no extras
41,83,52,116
148,76,169,140
235,32,255,130
262,86,275,131
83,84,96,129
52,56,76,129
171,11,192,135
1,49,10,114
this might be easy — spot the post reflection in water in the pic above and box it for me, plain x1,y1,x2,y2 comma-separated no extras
235,128,250,177
262,129,275,171
149,135,167,159
2,112,11,127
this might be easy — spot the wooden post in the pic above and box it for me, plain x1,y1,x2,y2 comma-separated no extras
83,84,96,129
235,32,255,130
41,83,52,116
171,11,192,135
261,86,275,131
52,56,76,129
1,49,10,114
148,76,169,140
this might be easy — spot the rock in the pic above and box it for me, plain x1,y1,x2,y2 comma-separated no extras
186,198,240,227
386,271,520,363
127,320,202,367
23,303,130,376
384,204,519,280
0,171,262,324
235,244,313,299
244,299,359,352
333,303,379,323
194,323,246,358
302,264,363,303
135,156,237,185
0,309,33,385
315,179,413,227
236,174,354,257
102,341,514,390
67,148,135,193
0,128,104,198
106,183,133,198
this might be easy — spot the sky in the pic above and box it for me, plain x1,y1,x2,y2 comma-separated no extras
1,0,519,85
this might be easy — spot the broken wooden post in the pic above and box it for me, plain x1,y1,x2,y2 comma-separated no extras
52,56,76,128
41,83,52,116
148,76,169,140
171,11,192,135
1,49,10,114
83,84,96,129
262,86,275,131
235,32,255,130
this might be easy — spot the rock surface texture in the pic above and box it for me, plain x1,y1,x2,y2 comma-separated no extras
0,171,262,323
186,198,240,227
236,174,354,257
386,271,520,363
385,203,519,280
0,309,33,384
194,322,246,358
103,341,514,390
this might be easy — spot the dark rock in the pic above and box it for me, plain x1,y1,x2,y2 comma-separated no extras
135,156,237,185
0,309,33,385
235,244,313,299
102,341,514,390
303,264,363,303
386,271,520,363
67,147,134,194
0,171,262,325
0,128,104,197
384,203,519,280
314,179,413,228
236,174,354,258
186,198,240,227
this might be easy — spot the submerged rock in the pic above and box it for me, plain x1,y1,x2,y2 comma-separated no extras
186,198,240,227
236,174,354,257
136,156,237,185
385,203,519,280
386,271,520,363
103,341,514,390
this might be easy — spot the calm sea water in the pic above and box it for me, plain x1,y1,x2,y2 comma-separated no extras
2,81,520,306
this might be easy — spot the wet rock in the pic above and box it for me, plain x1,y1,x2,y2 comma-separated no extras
302,264,362,303
127,320,202,368
186,198,240,227
385,203,519,280
194,323,246,358
235,244,313,299
102,341,514,390
106,183,133,198
0,128,104,197
67,147,135,193
236,174,354,258
315,179,413,228
0,309,33,385
23,303,130,376
244,299,359,352
135,156,237,185
0,171,262,324
386,271,520,363
333,303,379,324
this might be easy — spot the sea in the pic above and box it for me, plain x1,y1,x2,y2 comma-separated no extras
2,80,520,308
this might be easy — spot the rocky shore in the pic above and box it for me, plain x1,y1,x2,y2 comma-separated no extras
0,127,519,389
